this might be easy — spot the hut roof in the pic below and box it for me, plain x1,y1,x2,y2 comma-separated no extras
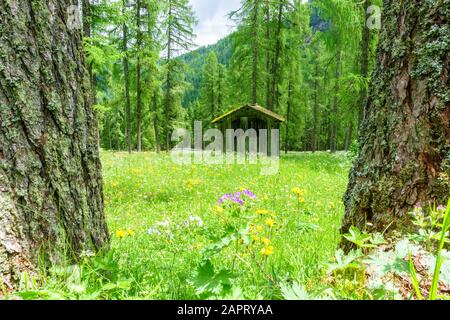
211,104,286,124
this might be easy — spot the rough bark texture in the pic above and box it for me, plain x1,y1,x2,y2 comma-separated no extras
0,0,109,290
342,0,450,235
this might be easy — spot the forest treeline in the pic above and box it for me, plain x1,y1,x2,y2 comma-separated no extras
84,0,382,153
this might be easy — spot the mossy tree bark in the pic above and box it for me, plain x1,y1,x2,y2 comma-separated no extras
342,0,450,235
0,0,109,290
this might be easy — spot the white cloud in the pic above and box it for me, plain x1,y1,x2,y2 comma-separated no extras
190,0,241,48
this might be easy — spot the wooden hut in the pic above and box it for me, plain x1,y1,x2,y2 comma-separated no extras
211,104,285,155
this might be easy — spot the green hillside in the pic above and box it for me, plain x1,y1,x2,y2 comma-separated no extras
180,35,234,108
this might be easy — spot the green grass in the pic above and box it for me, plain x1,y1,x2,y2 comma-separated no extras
101,151,351,299
12,151,352,300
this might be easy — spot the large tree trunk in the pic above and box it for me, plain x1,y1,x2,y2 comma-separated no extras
342,0,450,235
0,0,109,290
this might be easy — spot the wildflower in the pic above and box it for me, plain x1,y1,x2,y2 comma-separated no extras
262,237,271,245
213,206,225,214
437,205,446,212
242,189,256,199
265,218,275,228
189,215,204,227
217,193,244,206
127,229,135,236
298,197,305,203
252,235,260,242
79,250,95,259
292,187,305,196
261,246,274,256
255,225,263,233
147,228,159,236
116,230,127,238
256,209,269,215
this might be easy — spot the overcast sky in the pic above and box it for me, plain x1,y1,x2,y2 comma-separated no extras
189,0,242,48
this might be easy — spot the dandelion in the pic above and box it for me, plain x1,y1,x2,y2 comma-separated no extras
265,218,275,228
256,209,269,215
255,225,263,233
262,237,271,245
261,246,274,256
127,229,135,236
252,235,260,243
115,230,127,238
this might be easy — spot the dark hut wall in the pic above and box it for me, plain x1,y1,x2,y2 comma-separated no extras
215,108,281,155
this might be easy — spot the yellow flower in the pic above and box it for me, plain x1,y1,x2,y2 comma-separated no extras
255,225,263,233
127,229,135,236
261,246,274,256
252,235,260,242
298,197,305,203
292,187,305,196
213,206,225,214
265,218,275,228
186,179,202,189
115,230,127,238
256,209,269,215
261,237,271,245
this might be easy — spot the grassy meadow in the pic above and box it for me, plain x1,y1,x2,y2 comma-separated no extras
10,151,450,300
98,151,351,299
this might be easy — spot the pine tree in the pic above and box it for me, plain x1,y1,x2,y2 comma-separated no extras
162,0,197,150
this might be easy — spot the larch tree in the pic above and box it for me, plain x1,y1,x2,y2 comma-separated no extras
122,0,132,153
313,0,361,152
161,0,196,150
135,0,144,152
230,0,265,105
342,0,450,235
200,52,220,122
0,0,109,289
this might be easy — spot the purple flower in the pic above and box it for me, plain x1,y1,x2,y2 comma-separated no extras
217,190,256,206
437,205,447,211
231,196,244,205
218,193,234,204
414,202,422,209
242,189,256,199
